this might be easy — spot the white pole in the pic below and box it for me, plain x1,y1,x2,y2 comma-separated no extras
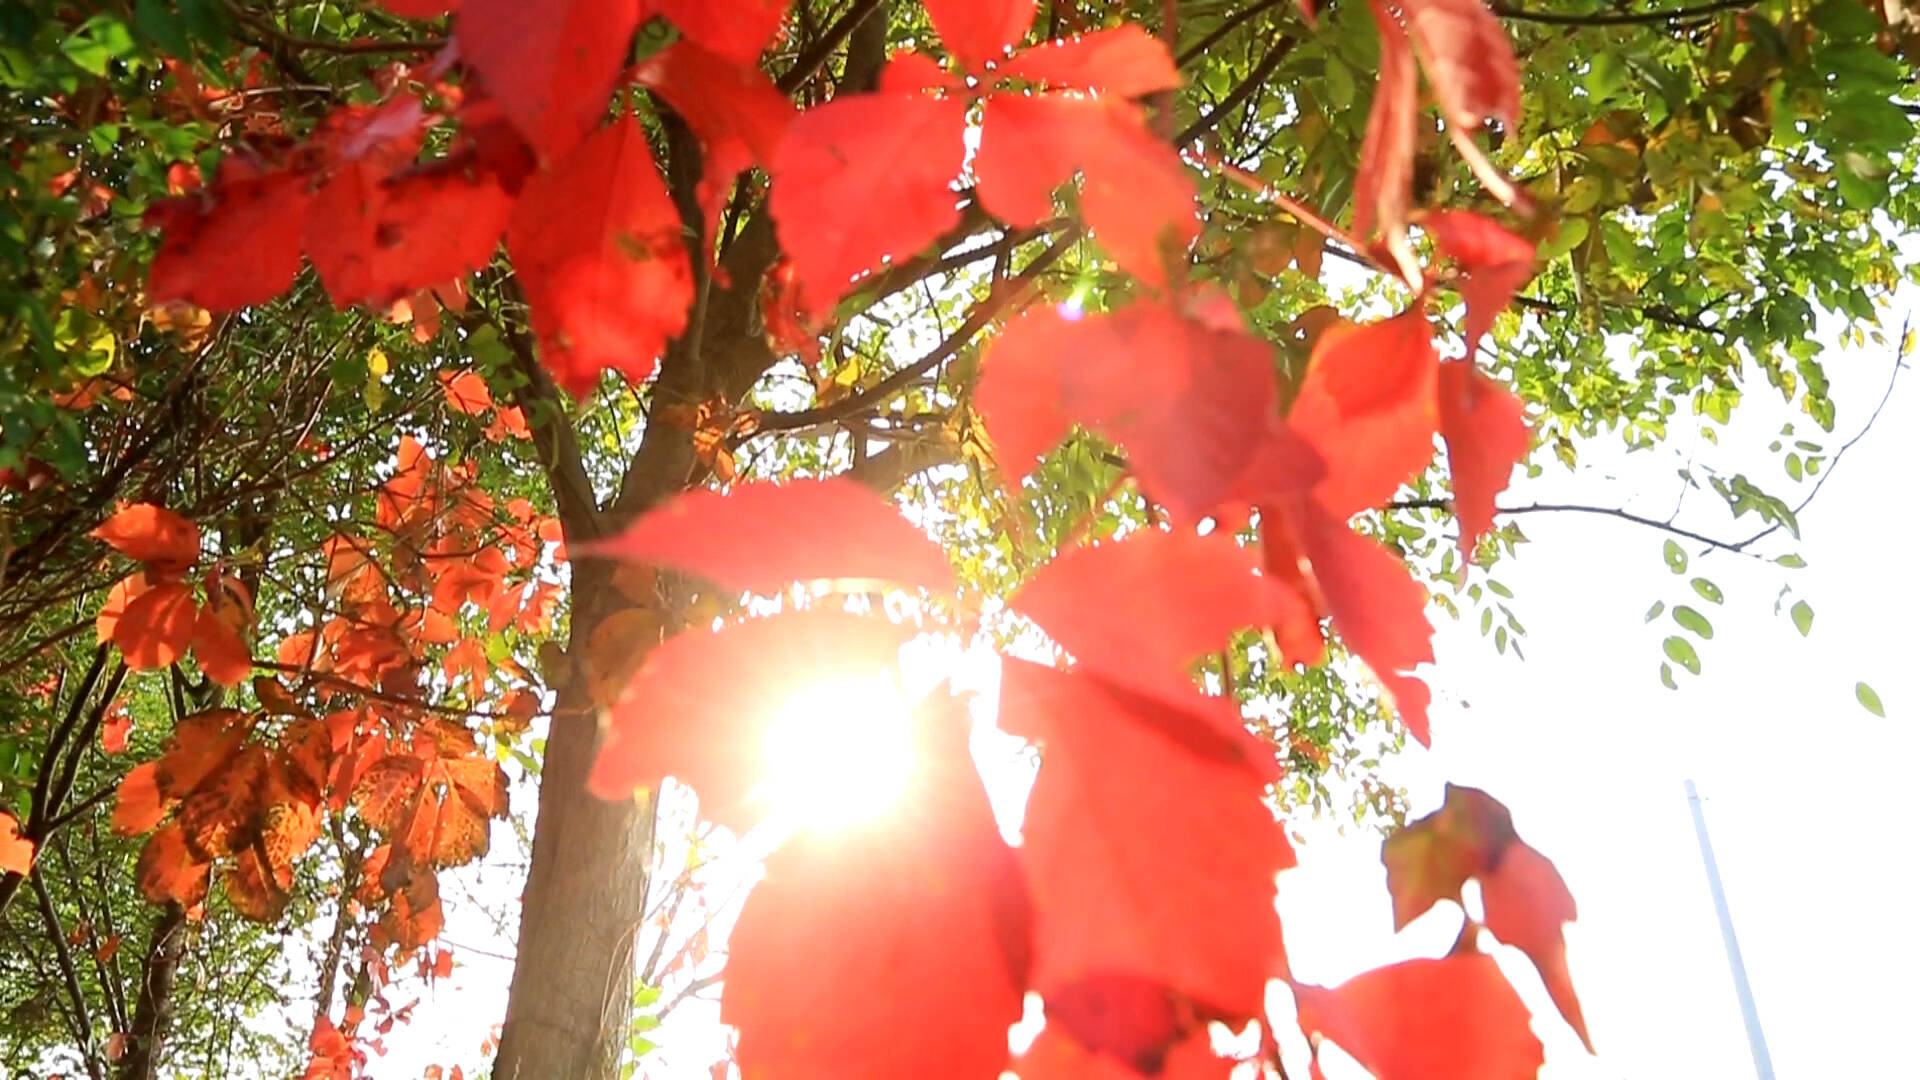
1685,779,1776,1080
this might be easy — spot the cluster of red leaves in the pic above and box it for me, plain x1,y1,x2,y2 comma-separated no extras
438,368,531,443
580,467,1585,1080
92,503,255,684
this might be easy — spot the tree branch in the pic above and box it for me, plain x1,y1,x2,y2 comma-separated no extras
1488,0,1752,25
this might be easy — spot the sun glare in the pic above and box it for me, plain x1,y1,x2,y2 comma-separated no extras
756,675,917,832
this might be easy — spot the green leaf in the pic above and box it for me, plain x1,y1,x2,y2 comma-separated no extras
1487,580,1513,599
1672,606,1714,640
1777,553,1807,569
1660,662,1678,690
1663,539,1687,574
60,15,136,76
1791,599,1814,637
1644,600,1665,623
1663,635,1701,675
1690,577,1723,604
1855,681,1885,717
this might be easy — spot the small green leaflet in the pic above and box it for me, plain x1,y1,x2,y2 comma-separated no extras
1690,577,1723,603
1663,539,1688,574
1645,600,1665,623
1791,599,1815,636
1777,553,1807,569
1673,606,1714,640
1663,635,1701,675
1856,682,1885,717
1660,662,1678,690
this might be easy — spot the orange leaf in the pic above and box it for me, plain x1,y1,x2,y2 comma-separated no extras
439,370,493,415
113,762,170,836
1482,841,1590,1050
1287,312,1440,518
924,0,1035,69
999,25,1181,97
111,583,200,670
192,603,254,686
136,825,212,907
1293,954,1543,1080
1436,361,1529,553
0,812,33,875
507,115,695,395
101,705,132,754
92,504,201,575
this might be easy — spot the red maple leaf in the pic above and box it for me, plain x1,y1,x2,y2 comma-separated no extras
923,0,1035,68
507,116,695,395
146,158,312,311
648,0,791,66
455,0,642,163
722,693,1030,1080
998,660,1289,1023
1293,953,1544,1080
1423,210,1535,356
635,42,795,247
1286,312,1440,518
1437,360,1529,553
585,477,956,595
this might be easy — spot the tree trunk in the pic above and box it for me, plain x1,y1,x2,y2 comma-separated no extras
116,903,185,1080
491,575,658,1080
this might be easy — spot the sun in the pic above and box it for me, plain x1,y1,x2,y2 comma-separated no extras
754,674,917,833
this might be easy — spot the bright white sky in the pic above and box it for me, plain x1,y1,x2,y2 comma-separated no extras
372,286,1919,1079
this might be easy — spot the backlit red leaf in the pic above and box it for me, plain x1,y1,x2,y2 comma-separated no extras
507,116,695,395
193,605,254,686
975,305,1279,520
136,825,212,907
146,161,312,311
0,813,32,876
586,477,955,594
649,0,790,65
1437,361,1528,553
999,25,1181,97
998,660,1288,1022
102,707,132,754
1293,954,1543,1080
93,504,201,575
306,156,513,309
1399,0,1520,131
722,694,1029,1080
1287,312,1439,518
1353,3,1418,252
588,610,911,831
635,42,795,243
457,0,642,162
769,91,967,317
1380,784,1518,929
113,762,169,836
113,582,199,671
1482,841,1590,1049
1018,1005,1228,1080
1013,529,1292,696
1425,210,1535,355
925,0,1035,68
1284,498,1435,743
439,370,493,415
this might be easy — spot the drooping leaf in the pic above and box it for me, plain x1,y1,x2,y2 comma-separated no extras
1280,498,1436,743
507,115,695,395
1481,842,1590,1050
1790,599,1814,636
1353,2,1418,250
112,582,199,670
1292,954,1544,1080
0,813,33,875
1856,681,1886,717
649,0,790,65
998,660,1288,1022
722,694,1030,1080
769,90,968,317
154,709,253,800
587,477,955,594
1436,360,1529,552
1399,0,1521,132
999,25,1182,97
1424,210,1535,355
192,604,254,686
1013,528,1292,695
635,41,795,243
588,610,911,831
92,503,201,575
1287,312,1440,518
145,160,313,311
924,0,1035,69
136,824,212,907
456,0,643,163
